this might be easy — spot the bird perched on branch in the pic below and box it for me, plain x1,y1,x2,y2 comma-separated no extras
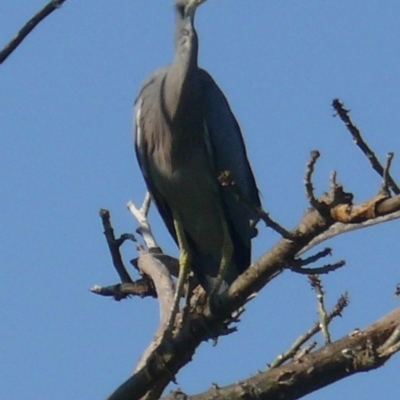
134,0,260,329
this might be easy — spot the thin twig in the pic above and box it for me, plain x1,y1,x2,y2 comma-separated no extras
304,150,323,210
99,209,133,283
293,341,317,360
269,293,349,368
293,248,332,267
0,0,68,64
254,208,292,239
90,281,156,300
330,171,338,191
128,194,161,251
218,171,293,239
381,152,394,194
115,233,136,247
309,275,331,344
291,260,345,275
140,191,152,216
332,99,400,195
378,326,400,357
328,172,354,206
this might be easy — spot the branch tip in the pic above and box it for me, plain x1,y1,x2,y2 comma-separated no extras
99,209,133,284
304,150,325,212
332,98,400,195
0,0,69,64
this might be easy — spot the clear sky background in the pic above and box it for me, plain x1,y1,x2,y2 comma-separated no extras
2,1,400,399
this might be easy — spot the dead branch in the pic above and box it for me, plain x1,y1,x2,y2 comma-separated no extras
309,275,331,344
304,150,325,212
330,191,390,223
100,209,133,284
104,148,400,399
299,208,400,255
134,248,177,374
105,103,400,399
293,248,332,266
218,170,293,239
90,281,156,300
381,152,395,194
162,307,400,400
290,260,345,275
290,248,344,276
332,99,400,195
136,248,175,328
128,194,162,252
269,293,348,368
0,0,68,64
105,203,337,400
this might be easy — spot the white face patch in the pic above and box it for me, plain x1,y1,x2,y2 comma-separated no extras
135,97,143,148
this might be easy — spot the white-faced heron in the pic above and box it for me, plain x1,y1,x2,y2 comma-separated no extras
134,0,261,330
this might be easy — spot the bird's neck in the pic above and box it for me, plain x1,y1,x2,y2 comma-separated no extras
174,16,199,70
163,19,200,124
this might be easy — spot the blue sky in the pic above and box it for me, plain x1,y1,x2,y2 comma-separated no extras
2,1,400,398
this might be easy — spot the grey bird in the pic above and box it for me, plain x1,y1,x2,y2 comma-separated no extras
134,0,261,328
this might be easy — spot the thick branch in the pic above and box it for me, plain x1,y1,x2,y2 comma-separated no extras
163,307,400,400
301,207,400,255
136,249,175,327
134,249,176,374
105,207,333,400
0,0,68,64
106,166,400,399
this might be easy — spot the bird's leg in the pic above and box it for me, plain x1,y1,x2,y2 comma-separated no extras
210,214,233,302
164,211,191,336
181,273,196,325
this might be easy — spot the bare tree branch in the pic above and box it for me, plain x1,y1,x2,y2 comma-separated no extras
293,248,332,266
90,281,156,300
381,152,395,194
136,249,175,328
104,158,400,399
0,0,68,65
292,260,346,275
309,275,331,344
162,307,400,400
99,209,133,284
218,170,292,239
300,207,400,255
128,195,162,252
101,98,400,400
134,248,176,374
304,150,325,212
332,99,400,195
290,252,345,275
269,293,348,368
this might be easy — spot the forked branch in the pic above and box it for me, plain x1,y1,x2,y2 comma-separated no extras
332,99,400,194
